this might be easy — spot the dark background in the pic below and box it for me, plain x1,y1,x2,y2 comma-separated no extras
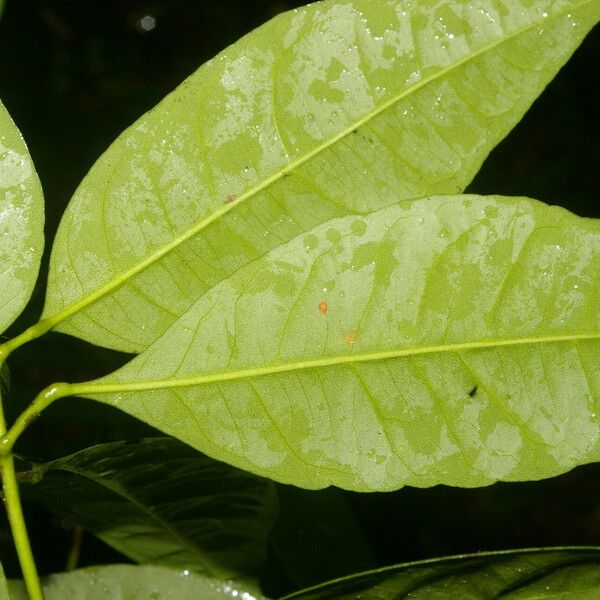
0,1,598,596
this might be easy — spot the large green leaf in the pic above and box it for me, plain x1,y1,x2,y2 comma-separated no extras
0,100,44,334
7,564,271,600
282,548,600,599
43,0,599,353
78,195,600,491
19,438,277,584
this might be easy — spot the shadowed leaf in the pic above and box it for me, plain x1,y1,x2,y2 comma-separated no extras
20,438,277,585
282,547,600,599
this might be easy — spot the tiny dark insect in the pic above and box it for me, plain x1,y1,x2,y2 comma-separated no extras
468,385,478,397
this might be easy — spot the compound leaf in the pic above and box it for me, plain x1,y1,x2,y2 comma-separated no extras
43,0,599,352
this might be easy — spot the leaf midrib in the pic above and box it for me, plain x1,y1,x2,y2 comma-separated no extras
44,0,592,333
77,331,600,395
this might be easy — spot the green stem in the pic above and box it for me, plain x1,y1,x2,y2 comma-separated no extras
65,527,83,572
0,386,45,600
0,318,54,364
0,384,71,457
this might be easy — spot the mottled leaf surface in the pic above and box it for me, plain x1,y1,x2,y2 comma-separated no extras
282,548,600,599
44,0,599,352
0,101,44,334
20,438,277,583
8,564,270,600
84,195,600,491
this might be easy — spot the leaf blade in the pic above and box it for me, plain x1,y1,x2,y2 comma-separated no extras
280,548,600,599
7,564,271,600
0,101,44,334
19,438,277,583
81,195,600,491
43,0,600,352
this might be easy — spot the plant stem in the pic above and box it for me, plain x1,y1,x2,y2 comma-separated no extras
0,318,54,364
0,387,45,600
65,527,83,572
0,383,71,457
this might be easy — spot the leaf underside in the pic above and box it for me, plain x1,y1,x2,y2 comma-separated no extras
282,548,600,599
7,564,270,600
20,438,277,583
0,101,44,334
86,195,600,492
44,0,600,353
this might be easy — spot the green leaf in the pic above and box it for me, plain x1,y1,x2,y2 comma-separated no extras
19,438,277,584
281,548,600,599
7,564,272,600
81,195,600,491
43,0,599,353
0,100,44,334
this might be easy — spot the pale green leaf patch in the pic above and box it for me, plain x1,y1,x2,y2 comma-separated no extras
0,101,44,335
75,195,600,492
43,0,600,353
7,564,271,600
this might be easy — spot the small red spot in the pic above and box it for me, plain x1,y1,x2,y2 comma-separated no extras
345,332,358,345
318,301,328,316
226,194,237,203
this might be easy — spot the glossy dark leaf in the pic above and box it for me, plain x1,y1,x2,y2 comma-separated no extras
282,548,600,599
20,438,277,585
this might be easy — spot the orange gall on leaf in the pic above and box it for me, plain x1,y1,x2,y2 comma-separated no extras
226,194,237,203
318,301,328,316
344,332,358,346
